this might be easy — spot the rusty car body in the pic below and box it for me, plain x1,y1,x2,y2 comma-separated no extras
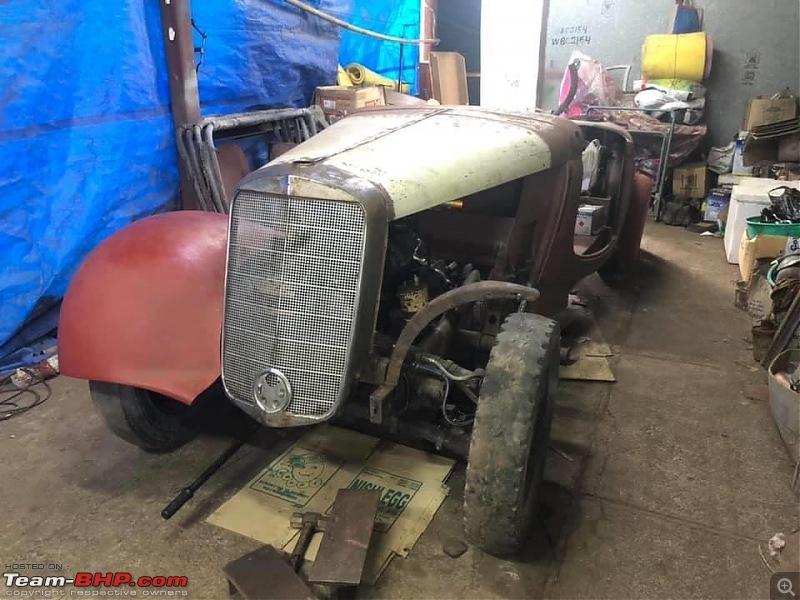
59,106,633,556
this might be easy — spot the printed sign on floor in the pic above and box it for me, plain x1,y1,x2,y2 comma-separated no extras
249,446,344,508
344,467,422,532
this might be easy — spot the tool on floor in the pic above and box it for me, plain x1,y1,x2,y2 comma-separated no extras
307,489,381,586
224,545,314,600
161,425,257,519
288,511,325,572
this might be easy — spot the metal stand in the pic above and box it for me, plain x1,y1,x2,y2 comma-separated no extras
176,107,328,214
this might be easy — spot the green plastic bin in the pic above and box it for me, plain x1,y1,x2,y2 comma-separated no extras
746,217,800,239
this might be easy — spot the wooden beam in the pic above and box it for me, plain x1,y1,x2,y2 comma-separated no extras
158,0,202,210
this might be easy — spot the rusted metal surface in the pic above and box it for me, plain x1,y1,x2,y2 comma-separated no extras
58,211,228,405
336,405,471,459
223,545,314,600
217,142,251,201
412,121,634,315
762,291,800,367
531,122,634,309
308,489,381,585
158,0,201,211
179,108,327,214
369,281,541,423
208,107,325,133
288,512,324,572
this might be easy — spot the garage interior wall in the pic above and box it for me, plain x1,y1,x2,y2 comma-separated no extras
542,0,800,146
481,0,547,110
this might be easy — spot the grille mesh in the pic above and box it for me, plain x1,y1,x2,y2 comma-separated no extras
222,191,366,417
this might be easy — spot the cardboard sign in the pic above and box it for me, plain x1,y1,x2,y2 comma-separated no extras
207,426,454,584
345,467,422,532
249,446,345,508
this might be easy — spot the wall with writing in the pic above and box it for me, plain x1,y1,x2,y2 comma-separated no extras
542,0,799,146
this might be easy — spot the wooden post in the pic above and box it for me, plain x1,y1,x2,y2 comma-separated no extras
158,0,202,210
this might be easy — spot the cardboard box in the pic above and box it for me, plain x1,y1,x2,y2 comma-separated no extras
673,163,709,198
574,204,607,235
430,52,469,105
704,188,731,222
743,96,797,131
743,118,800,166
738,233,791,282
314,85,386,123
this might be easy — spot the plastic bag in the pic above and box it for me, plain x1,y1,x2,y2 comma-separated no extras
634,89,705,124
761,187,800,223
635,88,675,110
707,142,735,174
671,0,703,34
557,51,622,117
581,140,602,193
646,78,706,101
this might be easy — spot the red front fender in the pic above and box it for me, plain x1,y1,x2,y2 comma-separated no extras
59,211,228,405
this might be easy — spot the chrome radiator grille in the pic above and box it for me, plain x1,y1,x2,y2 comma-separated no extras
222,191,366,418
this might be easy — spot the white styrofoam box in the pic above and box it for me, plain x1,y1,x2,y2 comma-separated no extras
724,180,800,264
718,173,754,187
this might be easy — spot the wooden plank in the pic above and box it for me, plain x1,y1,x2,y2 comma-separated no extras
430,52,469,105
158,0,202,210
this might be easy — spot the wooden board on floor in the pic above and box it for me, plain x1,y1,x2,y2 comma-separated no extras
560,340,616,382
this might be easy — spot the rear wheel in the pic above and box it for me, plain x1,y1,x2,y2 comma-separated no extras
89,381,201,452
464,312,560,557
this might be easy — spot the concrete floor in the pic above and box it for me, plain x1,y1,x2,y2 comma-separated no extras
1,222,798,599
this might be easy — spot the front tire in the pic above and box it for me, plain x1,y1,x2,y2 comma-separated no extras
464,312,560,557
89,381,200,452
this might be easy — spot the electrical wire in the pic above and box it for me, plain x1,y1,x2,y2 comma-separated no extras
419,355,479,382
0,370,52,421
421,359,476,427
282,0,440,45
191,18,208,74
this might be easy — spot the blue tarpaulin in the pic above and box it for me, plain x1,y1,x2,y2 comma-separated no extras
339,0,421,94
0,0,353,350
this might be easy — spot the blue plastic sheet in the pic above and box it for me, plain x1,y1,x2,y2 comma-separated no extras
0,0,352,350
339,0,421,94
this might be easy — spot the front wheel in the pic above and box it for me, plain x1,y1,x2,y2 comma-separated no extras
464,312,560,557
89,381,201,453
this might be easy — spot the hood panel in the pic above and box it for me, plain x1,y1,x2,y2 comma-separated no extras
262,106,583,220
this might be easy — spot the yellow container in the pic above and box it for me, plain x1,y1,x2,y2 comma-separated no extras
336,64,351,87
641,32,710,82
345,63,410,94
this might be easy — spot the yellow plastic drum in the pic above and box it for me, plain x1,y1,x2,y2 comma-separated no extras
641,32,711,82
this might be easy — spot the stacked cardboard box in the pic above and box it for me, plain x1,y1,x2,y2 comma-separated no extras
740,95,799,179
